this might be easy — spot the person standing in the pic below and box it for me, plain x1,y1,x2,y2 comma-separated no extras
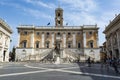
87,57,91,67
112,57,119,74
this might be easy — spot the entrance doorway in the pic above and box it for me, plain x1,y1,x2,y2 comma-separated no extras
3,51,6,61
115,49,119,59
57,43,60,49
109,51,112,58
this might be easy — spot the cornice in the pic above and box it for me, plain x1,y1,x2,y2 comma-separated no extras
103,14,120,33
0,18,12,33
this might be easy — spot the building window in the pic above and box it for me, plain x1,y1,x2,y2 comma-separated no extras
46,32,50,38
36,41,39,48
57,32,60,36
46,43,49,48
78,43,81,48
58,21,60,24
58,13,60,17
36,32,40,36
89,31,92,35
90,42,93,48
23,31,28,35
68,32,71,37
68,32,71,35
22,41,27,48
47,32,49,35
68,43,71,48
77,32,80,35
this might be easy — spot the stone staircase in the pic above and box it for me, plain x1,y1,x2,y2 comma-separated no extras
64,49,80,62
20,48,82,63
21,49,53,62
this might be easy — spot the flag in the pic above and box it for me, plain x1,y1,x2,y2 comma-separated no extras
47,22,50,25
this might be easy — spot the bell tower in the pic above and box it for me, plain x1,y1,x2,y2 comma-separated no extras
55,7,63,27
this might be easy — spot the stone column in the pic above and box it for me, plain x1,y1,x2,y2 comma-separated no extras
42,33,45,48
110,36,114,57
96,31,99,47
1,34,5,62
83,32,86,48
52,33,54,48
30,31,34,55
63,33,66,48
5,37,10,62
73,33,76,48
30,31,34,48
116,31,120,58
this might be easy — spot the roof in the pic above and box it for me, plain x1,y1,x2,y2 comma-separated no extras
17,25,99,31
0,18,12,33
103,14,120,33
55,7,63,11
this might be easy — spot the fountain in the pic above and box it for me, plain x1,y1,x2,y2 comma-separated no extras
55,57,60,64
54,45,61,64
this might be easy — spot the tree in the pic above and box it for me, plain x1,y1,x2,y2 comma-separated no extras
9,46,16,62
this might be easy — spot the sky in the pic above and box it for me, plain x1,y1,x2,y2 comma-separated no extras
0,0,120,51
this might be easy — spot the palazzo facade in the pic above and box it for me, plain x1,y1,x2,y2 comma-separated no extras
103,14,120,59
0,18,12,62
16,7,100,62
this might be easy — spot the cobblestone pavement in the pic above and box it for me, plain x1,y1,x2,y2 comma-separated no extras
0,62,120,80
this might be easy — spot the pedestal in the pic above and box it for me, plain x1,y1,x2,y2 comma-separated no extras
55,57,60,64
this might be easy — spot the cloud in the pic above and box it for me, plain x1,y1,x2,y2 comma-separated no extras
58,0,98,12
25,0,56,9
0,1,52,20
23,8,52,19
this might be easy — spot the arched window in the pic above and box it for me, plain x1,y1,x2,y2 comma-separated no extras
46,42,49,48
90,42,93,48
68,43,71,48
22,40,27,48
78,43,81,48
35,41,40,48
57,32,60,36
89,31,93,35
46,32,50,38
88,40,94,48
23,31,28,35
58,13,60,17
68,32,71,38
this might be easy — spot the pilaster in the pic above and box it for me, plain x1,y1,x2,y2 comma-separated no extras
83,32,86,48
17,31,20,47
73,33,76,48
30,31,34,48
63,33,66,48
42,33,45,48
52,33,54,48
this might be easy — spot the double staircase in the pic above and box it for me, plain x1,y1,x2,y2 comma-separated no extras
21,49,53,62
21,48,82,63
64,49,80,62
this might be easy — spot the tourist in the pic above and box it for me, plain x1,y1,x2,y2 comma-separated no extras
112,57,119,74
87,57,91,67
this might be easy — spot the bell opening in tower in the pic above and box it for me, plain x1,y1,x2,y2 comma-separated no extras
55,7,63,27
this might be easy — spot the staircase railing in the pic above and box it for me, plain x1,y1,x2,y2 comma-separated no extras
65,49,79,61
21,49,53,61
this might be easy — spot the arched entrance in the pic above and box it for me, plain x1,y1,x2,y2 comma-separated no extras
3,50,6,61
115,49,119,59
